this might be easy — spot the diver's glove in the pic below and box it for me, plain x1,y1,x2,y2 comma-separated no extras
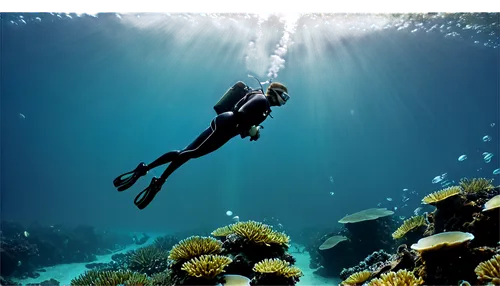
249,125,263,141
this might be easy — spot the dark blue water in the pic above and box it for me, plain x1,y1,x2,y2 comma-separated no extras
1,12,499,234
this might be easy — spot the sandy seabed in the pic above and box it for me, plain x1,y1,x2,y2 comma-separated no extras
12,240,340,286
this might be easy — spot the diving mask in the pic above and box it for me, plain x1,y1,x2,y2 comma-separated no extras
271,88,290,105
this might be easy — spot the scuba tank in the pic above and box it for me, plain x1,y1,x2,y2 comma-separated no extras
213,81,249,115
213,75,272,115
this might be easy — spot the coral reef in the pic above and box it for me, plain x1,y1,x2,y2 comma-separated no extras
168,236,223,263
341,178,500,286
366,269,423,286
423,185,499,248
128,245,169,276
70,269,149,285
213,221,294,279
307,208,397,278
152,235,179,251
475,254,500,285
340,270,371,285
392,215,427,244
0,220,133,279
181,254,232,280
251,258,303,285
339,250,392,279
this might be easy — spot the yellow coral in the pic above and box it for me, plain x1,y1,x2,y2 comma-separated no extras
422,186,462,205
341,270,371,285
475,254,500,284
168,236,222,262
253,258,303,278
181,254,232,279
367,269,424,286
392,215,427,239
211,225,234,237
459,178,494,193
231,221,290,246
70,270,149,286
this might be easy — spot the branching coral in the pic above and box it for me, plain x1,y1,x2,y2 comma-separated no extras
181,254,232,279
168,236,222,262
392,216,427,239
153,235,179,251
149,270,175,286
474,254,500,284
422,186,462,205
341,270,371,286
230,221,290,246
367,269,423,286
70,269,149,286
253,258,303,278
459,178,494,194
129,245,169,275
211,225,234,237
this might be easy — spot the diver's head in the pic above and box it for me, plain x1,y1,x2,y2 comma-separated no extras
265,82,289,107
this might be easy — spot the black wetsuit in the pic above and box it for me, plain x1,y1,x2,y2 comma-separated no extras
147,90,271,184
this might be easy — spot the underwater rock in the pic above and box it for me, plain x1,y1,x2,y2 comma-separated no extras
411,231,496,285
313,208,396,278
423,186,500,248
339,249,392,280
0,275,21,286
0,220,134,280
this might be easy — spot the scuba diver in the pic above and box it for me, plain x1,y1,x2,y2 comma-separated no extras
113,76,290,210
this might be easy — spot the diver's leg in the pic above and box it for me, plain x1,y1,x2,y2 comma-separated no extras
134,113,237,209
158,113,237,183
114,127,213,191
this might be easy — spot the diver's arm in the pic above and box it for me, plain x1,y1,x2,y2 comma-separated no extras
235,94,267,139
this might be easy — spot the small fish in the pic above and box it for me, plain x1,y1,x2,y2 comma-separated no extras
413,207,422,216
377,203,382,207
24,231,29,237
386,197,393,202
226,210,233,216
232,216,240,222
19,113,26,119
403,188,408,192
329,192,334,196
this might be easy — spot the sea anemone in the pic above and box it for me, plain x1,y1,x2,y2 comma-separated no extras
70,270,149,286
392,215,427,239
129,245,169,276
421,186,462,205
459,177,494,193
252,258,302,278
230,221,290,247
474,254,500,284
367,269,423,286
168,236,222,262
181,254,232,279
340,270,371,286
